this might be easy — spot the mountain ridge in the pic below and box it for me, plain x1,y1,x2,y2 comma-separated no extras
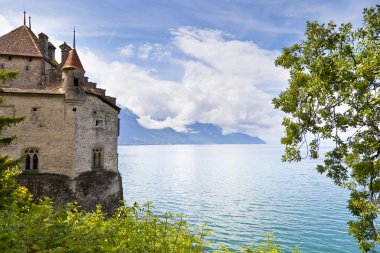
118,108,266,145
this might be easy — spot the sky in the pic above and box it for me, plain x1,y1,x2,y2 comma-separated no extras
0,0,378,143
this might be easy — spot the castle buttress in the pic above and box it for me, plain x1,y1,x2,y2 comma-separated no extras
0,18,123,214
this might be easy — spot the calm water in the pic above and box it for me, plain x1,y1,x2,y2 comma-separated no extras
118,145,358,252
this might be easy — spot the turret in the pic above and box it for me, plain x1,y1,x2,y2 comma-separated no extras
62,48,86,102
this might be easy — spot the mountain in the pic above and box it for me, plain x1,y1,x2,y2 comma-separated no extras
118,108,266,145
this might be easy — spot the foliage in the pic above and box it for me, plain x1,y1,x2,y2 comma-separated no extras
273,4,380,252
0,199,301,253
0,199,212,253
0,69,28,210
0,69,18,83
0,69,23,147
242,233,302,253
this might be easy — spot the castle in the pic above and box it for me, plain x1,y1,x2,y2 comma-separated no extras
0,18,123,213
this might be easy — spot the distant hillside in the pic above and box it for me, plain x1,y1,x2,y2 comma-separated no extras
118,108,266,145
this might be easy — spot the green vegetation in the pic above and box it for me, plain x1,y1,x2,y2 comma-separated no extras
273,4,380,252
0,199,302,253
0,200,209,252
0,72,302,252
0,69,26,211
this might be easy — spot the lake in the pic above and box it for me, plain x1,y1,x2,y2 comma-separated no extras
118,144,358,252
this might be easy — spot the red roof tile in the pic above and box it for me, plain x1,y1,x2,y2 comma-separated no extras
62,49,84,70
0,25,42,57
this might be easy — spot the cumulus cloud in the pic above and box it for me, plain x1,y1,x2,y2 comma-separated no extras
118,44,134,57
81,27,288,143
137,44,153,59
136,43,171,61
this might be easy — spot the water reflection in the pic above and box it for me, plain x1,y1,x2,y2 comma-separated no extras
119,145,358,252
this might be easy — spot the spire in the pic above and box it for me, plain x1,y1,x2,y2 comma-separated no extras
73,27,76,49
23,11,26,25
29,16,31,30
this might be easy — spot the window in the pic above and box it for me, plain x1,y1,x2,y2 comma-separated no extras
74,78,79,86
95,119,104,128
8,55,12,61
25,148,39,171
29,57,32,62
92,148,103,169
25,65,29,71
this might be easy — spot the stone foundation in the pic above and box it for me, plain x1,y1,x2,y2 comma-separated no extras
17,170,123,215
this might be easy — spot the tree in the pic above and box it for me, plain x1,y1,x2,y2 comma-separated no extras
0,69,27,209
273,5,380,252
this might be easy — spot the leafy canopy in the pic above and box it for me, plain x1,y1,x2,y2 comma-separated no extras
273,5,380,252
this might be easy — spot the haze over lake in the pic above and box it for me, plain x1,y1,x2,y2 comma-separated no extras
119,144,358,252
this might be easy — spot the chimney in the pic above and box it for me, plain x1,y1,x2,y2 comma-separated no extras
48,42,56,62
59,42,72,65
38,33,49,57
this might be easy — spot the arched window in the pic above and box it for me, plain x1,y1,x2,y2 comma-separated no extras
92,148,103,169
25,148,39,171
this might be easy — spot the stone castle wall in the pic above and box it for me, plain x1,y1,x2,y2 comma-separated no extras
72,94,119,177
17,170,123,215
0,55,43,88
0,93,76,177
0,91,123,213
0,92,120,179
0,55,59,89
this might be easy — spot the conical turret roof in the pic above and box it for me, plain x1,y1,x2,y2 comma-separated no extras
62,48,84,70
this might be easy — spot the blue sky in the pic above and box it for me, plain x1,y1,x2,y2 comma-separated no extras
0,0,378,142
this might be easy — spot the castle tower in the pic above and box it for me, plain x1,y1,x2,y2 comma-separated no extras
61,48,86,102
0,20,123,215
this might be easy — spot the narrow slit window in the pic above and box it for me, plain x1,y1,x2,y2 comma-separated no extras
93,152,97,167
25,154,31,170
74,78,79,86
33,154,38,170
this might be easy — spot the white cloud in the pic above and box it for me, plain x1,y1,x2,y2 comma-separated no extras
81,27,288,143
118,44,134,57
138,44,153,59
172,27,288,92
137,43,172,61
0,15,12,35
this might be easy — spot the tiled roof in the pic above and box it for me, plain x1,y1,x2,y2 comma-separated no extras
62,49,84,70
0,25,43,57
84,86,120,111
